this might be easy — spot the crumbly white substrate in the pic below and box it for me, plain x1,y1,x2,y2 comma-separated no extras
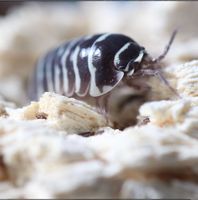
0,58,197,198
0,1,197,199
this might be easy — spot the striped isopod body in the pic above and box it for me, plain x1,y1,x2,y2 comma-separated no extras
30,32,177,101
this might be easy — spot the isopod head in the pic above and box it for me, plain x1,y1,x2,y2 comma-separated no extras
114,41,147,76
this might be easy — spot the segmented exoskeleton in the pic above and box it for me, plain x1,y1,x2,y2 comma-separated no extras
29,32,178,106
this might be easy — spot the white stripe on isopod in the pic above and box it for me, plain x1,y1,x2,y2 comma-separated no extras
134,50,144,63
72,45,81,94
113,42,131,67
54,64,61,93
61,39,78,96
88,33,111,97
127,50,145,76
54,47,65,94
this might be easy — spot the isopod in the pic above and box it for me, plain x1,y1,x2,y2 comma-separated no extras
29,31,178,109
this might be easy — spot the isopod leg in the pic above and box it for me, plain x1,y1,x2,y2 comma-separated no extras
95,95,110,124
95,97,106,115
95,97,102,113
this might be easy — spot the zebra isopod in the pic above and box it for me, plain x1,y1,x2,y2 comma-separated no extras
29,31,178,102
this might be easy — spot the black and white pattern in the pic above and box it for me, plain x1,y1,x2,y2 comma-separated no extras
30,33,146,100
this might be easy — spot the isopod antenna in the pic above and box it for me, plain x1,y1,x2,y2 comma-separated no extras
152,29,178,63
138,29,180,98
